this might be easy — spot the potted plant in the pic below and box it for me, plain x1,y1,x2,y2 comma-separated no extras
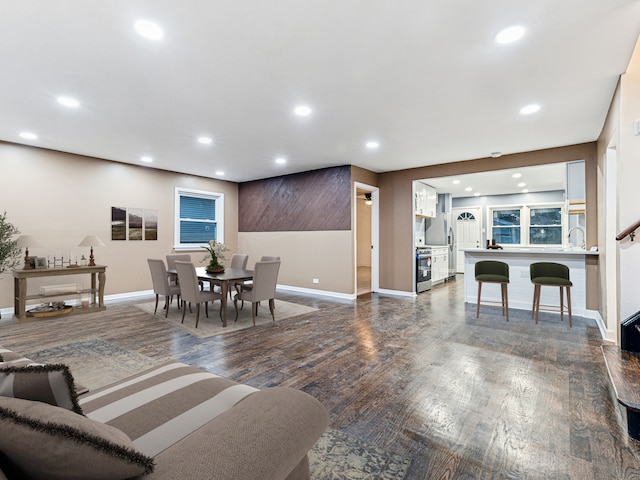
202,240,229,273
0,212,21,319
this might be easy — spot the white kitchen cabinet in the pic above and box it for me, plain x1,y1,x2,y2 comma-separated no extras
414,182,437,218
431,246,449,285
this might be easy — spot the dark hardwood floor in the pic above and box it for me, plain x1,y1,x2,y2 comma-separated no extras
2,276,639,479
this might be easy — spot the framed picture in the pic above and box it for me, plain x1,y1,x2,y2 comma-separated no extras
34,257,47,269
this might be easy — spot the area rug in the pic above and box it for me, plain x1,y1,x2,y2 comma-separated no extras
309,428,411,479
135,299,318,339
24,338,410,479
25,338,163,391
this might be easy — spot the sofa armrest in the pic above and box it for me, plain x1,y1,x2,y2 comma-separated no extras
145,386,328,480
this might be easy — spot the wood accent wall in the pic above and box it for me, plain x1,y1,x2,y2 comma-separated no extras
238,166,351,232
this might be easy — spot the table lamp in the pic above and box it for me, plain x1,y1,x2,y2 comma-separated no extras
16,235,42,270
78,235,105,266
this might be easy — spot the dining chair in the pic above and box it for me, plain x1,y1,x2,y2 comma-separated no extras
530,262,573,327
147,259,182,318
233,260,280,326
474,260,510,321
229,253,250,298
174,261,222,328
166,254,191,284
237,255,280,299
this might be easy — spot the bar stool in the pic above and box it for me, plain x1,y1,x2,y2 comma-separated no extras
530,262,572,327
475,260,510,321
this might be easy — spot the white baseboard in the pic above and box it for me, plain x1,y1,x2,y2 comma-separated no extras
376,288,416,298
276,284,357,301
584,309,616,343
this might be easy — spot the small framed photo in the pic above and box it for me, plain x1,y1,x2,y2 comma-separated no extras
34,257,47,269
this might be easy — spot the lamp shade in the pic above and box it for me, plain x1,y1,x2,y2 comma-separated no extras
78,235,105,247
16,235,42,248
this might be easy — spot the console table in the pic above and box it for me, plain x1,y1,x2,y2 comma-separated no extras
12,265,107,319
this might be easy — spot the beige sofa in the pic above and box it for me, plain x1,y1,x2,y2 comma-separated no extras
0,346,328,480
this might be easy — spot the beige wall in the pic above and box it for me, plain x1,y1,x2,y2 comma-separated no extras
238,231,354,293
378,143,600,301
0,142,238,309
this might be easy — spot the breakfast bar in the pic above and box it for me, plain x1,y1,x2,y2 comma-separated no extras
463,248,598,317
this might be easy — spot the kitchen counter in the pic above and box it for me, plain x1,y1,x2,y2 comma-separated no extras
463,248,596,316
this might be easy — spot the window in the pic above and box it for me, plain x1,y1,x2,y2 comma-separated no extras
492,209,521,244
489,203,564,246
174,187,224,249
529,207,562,244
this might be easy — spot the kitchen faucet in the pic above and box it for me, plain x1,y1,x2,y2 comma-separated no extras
567,226,586,249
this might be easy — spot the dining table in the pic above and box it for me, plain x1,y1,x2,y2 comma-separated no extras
194,267,255,327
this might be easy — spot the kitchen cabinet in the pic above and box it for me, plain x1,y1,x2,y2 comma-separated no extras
431,246,449,284
414,182,437,218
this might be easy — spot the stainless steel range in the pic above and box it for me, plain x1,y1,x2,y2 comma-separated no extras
416,247,432,292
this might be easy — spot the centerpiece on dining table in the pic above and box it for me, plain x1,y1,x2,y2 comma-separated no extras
202,240,229,274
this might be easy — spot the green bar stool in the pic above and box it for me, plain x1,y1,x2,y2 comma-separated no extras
475,260,510,321
530,262,573,327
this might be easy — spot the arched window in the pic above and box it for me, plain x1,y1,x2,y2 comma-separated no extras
457,212,476,221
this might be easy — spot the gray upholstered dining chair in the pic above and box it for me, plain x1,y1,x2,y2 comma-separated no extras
236,255,280,301
147,259,182,318
233,260,280,326
174,261,223,328
166,254,191,284
229,253,250,298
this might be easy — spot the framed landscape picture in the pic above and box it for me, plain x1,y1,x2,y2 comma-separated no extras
111,207,126,241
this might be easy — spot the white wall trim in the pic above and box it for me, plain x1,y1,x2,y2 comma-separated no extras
377,288,416,298
276,284,356,300
584,309,616,343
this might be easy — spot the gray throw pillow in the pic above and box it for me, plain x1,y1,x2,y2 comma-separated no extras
0,397,154,480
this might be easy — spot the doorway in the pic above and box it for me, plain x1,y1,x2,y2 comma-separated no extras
452,207,482,273
355,183,379,295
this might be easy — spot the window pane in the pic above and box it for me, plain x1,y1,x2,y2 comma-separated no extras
179,221,217,244
493,209,520,227
493,227,520,244
180,196,216,221
530,208,561,226
530,227,562,244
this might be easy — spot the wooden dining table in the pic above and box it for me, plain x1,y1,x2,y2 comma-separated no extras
191,267,255,327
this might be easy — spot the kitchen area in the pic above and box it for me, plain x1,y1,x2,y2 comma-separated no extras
414,181,456,293
412,161,594,317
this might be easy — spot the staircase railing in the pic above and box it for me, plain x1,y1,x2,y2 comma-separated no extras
617,218,640,241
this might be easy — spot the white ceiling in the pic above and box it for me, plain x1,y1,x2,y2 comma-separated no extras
1,1,639,183
420,163,567,198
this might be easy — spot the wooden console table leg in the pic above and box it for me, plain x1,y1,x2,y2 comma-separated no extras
98,271,106,308
14,277,27,319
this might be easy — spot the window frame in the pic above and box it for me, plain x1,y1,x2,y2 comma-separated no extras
174,187,224,251
488,202,565,247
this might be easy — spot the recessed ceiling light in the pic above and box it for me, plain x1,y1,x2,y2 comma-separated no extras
452,180,461,185
465,187,472,192
365,141,380,149
141,156,153,163
294,105,312,116
275,157,287,165
512,173,522,178
474,192,481,197
522,189,529,193
197,136,213,145
495,26,525,45
19,132,37,140
57,96,80,108
215,171,224,176
517,182,526,187
490,152,502,158
134,20,164,40
520,104,541,115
